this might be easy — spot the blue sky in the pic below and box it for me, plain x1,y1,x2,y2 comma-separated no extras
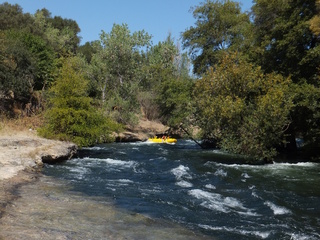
3,0,254,45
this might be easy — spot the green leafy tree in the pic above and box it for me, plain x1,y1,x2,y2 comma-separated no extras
77,41,98,63
139,34,192,121
251,0,320,156
309,0,320,37
33,10,79,57
0,30,55,108
252,0,319,84
157,73,194,127
48,15,81,53
39,56,120,147
0,30,34,103
0,2,33,31
138,34,178,119
193,52,293,161
182,0,251,75
291,83,320,159
89,23,151,125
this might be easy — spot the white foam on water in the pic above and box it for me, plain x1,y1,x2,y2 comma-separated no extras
91,158,137,168
241,173,251,182
106,179,134,187
188,189,229,213
133,165,146,174
251,191,260,199
176,180,193,188
214,168,227,177
288,232,320,240
199,224,271,239
129,141,153,146
216,162,320,171
264,201,292,215
241,172,251,179
117,179,134,183
69,166,89,173
68,166,90,180
205,184,216,190
101,158,137,168
82,146,105,151
188,189,256,215
275,162,318,167
211,149,230,155
171,165,193,180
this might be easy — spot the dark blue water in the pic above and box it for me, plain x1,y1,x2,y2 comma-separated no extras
44,140,320,239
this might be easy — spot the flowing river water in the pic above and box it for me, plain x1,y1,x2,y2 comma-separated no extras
1,140,320,239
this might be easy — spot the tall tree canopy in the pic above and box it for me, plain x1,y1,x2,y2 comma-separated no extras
0,3,82,117
88,23,151,124
0,2,33,31
193,52,293,161
251,0,320,156
252,0,319,84
39,56,119,147
182,0,251,75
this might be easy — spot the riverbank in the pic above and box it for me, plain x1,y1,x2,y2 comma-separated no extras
0,129,77,181
0,126,77,222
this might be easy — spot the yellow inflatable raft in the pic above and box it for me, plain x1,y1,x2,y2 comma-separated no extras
148,137,177,144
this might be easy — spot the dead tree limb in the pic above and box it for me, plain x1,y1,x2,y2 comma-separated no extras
179,124,204,149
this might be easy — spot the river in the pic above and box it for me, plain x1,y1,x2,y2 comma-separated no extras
2,140,319,239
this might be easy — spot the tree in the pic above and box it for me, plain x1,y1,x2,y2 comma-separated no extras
33,10,80,57
252,0,319,84
0,2,33,31
157,73,194,127
0,30,34,104
0,29,56,115
39,56,120,147
251,0,320,157
77,41,98,63
89,23,151,125
309,0,320,37
182,0,251,75
139,34,193,121
48,15,81,53
193,52,293,161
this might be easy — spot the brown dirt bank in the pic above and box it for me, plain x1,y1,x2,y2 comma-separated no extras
115,118,183,142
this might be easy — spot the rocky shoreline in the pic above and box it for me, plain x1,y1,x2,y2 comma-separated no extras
0,131,77,181
0,130,77,222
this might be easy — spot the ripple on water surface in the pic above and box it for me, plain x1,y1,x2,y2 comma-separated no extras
40,141,320,240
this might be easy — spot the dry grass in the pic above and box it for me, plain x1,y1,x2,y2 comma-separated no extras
0,115,44,135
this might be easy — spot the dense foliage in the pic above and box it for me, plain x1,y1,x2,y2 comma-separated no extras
182,0,251,75
1,1,319,161
193,52,293,161
183,0,320,161
38,57,120,147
